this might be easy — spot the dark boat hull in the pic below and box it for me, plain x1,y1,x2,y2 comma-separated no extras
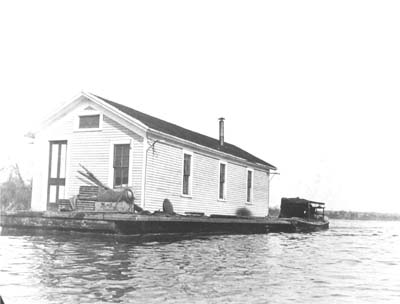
286,217,329,232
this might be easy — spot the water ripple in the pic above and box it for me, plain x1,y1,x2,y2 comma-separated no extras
1,220,400,303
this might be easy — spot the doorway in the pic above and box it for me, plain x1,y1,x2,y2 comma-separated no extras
47,140,67,210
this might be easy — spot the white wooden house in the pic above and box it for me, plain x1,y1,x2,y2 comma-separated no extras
31,92,276,216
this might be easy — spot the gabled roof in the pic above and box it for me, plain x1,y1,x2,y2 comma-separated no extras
94,94,276,169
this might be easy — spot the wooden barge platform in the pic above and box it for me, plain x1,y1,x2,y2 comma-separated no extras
0,198,329,238
0,210,302,236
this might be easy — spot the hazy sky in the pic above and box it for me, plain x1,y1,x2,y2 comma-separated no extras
1,1,399,213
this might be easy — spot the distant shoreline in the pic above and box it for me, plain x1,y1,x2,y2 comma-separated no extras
324,210,400,221
268,207,400,221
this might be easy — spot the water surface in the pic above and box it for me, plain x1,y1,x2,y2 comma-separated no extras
1,220,400,303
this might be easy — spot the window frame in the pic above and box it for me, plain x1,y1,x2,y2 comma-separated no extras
246,168,254,204
181,150,193,197
108,140,132,189
74,110,103,132
218,161,227,201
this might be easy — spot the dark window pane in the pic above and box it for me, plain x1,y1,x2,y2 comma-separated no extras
247,171,252,202
114,168,122,187
183,175,189,195
183,154,191,176
79,115,100,128
114,145,121,167
247,171,252,188
219,182,224,199
183,153,192,195
220,164,226,183
219,163,226,199
122,168,129,185
122,146,129,167
113,144,130,187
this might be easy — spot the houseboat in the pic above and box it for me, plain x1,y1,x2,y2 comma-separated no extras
0,92,327,236
29,91,276,217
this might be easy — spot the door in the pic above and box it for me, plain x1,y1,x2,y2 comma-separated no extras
47,141,67,210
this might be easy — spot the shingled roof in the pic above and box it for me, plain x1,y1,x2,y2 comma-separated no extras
95,95,276,169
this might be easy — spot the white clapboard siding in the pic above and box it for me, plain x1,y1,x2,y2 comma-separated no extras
31,98,270,216
252,169,270,216
144,142,182,211
31,113,73,211
67,116,143,205
32,110,76,210
144,140,270,216
31,102,144,210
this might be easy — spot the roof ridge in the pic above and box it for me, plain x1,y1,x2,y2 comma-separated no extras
93,94,276,169
95,94,228,144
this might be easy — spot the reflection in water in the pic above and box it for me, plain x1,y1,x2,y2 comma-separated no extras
1,220,400,303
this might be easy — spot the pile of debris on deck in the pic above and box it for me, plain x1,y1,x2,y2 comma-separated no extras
58,164,175,215
58,164,139,213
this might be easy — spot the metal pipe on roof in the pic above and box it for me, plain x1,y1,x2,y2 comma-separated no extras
219,117,225,146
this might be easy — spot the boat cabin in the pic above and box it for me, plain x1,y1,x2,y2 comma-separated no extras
279,197,325,220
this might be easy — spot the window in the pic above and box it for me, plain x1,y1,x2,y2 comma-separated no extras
182,153,192,195
79,114,100,129
113,144,130,187
247,169,253,203
219,162,227,200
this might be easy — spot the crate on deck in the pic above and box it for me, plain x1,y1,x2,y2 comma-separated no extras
75,186,98,211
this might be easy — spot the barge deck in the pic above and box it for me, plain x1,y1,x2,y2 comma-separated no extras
0,211,300,236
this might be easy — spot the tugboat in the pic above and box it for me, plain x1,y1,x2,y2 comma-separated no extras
279,197,329,232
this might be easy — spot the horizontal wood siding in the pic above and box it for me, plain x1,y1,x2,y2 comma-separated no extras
251,169,269,216
102,116,143,205
67,116,143,205
31,101,144,210
144,141,270,216
226,162,247,205
31,99,269,216
192,153,219,213
32,112,75,210
144,142,182,211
